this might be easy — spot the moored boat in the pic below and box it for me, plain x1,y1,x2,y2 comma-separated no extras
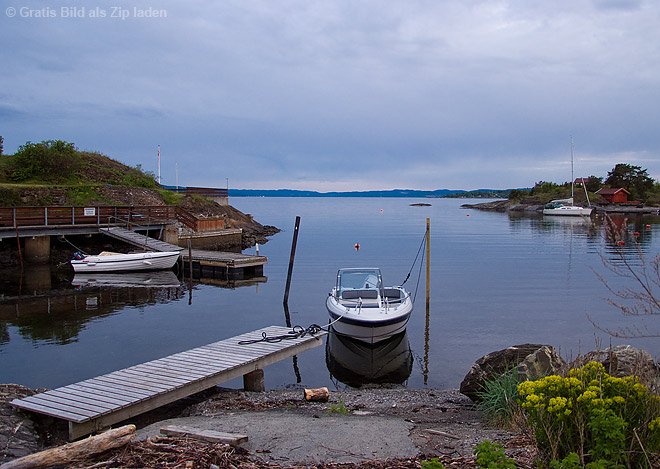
326,268,413,344
70,250,180,273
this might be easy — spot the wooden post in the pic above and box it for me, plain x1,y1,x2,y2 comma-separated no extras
243,369,265,392
187,238,193,279
283,216,301,310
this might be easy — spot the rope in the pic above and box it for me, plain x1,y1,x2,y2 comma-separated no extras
401,231,427,286
238,324,323,345
58,235,88,256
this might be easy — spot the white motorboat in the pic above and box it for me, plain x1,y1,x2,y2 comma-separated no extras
543,137,593,217
326,268,413,344
70,251,180,273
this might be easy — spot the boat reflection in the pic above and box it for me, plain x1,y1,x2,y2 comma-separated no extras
325,328,413,387
72,271,182,288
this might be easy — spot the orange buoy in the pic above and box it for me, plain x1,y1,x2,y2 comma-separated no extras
354,243,360,251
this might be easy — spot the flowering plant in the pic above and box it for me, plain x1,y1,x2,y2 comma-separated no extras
518,361,660,467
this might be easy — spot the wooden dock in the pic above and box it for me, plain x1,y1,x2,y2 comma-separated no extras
11,326,326,440
101,226,267,277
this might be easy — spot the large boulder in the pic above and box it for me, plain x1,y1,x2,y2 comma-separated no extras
460,344,567,402
574,345,660,387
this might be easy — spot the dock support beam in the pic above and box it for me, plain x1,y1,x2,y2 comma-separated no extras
243,369,265,392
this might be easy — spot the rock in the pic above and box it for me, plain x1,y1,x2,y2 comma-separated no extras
460,344,567,402
575,345,660,386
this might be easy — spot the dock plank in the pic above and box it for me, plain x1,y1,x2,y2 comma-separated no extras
11,325,327,440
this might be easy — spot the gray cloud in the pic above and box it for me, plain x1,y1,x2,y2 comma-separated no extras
1,0,659,189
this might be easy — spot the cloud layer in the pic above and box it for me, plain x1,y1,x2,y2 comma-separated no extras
2,0,659,190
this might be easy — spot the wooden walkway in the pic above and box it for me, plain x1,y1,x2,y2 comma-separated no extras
101,226,267,271
100,226,184,252
11,326,326,440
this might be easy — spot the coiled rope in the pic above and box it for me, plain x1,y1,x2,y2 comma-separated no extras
238,324,323,345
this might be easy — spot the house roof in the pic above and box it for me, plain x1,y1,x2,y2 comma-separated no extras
595,188,631,195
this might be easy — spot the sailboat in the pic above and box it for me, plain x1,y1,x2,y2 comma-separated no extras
543,137,593,216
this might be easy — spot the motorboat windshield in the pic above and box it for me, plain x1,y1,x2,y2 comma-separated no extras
335,268,384,299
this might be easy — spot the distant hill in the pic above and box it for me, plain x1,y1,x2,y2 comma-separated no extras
229,188,515,198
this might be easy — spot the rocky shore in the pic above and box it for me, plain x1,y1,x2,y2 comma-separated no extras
4,343,656,467
1,384,535,468
461,199,659,215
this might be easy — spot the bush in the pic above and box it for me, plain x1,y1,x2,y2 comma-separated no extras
10,140,80,182
518,361,660,467
474,440,516,468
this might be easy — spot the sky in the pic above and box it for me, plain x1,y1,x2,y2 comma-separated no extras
2,0,660,191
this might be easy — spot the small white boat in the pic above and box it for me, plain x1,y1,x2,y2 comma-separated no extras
70,251,180,273
326,268,413,344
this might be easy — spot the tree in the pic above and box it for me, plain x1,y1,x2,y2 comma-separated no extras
0,136,3,155
589,216,660,338
605,163,654,200
582,175,602,193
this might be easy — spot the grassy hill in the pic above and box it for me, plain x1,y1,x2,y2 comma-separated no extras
0,140,279,245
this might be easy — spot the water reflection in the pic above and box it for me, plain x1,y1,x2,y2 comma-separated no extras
71,271,181,288
0,268,187,347
325,329,412,387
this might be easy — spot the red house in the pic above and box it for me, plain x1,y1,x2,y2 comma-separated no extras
596,188,631,204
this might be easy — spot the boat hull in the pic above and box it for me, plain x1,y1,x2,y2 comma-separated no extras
71,251,180,273
543,206,593,216
326,293,413,345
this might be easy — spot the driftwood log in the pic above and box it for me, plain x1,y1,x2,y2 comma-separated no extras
0,424,136,469
304,387,329,402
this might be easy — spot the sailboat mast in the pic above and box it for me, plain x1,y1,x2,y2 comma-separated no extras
570,136,574,205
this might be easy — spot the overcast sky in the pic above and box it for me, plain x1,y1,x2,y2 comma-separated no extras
2,1,659,191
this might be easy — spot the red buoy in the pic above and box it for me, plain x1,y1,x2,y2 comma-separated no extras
618,240,625,246
634,232,640,237
647,225,652,230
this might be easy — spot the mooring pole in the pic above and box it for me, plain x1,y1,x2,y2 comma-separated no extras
424,217,430,385
283,216,301,311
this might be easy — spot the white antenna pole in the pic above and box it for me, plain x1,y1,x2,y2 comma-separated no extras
175,162,178,189
157,145,161,184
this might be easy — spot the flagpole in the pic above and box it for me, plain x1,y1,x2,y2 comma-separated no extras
157,145,161,184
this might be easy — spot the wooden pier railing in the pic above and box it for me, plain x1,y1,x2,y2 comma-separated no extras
0,206,208,232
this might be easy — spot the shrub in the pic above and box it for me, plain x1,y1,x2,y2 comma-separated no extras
10,140,80,182
474,440,516,468
518,361,660,467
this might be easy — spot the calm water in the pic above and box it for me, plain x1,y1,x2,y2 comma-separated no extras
2,197,660,391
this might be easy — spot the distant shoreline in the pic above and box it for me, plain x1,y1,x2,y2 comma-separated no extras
229,188,512,198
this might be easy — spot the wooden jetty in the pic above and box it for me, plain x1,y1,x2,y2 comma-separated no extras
102,226,267,278
11,325,326,440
